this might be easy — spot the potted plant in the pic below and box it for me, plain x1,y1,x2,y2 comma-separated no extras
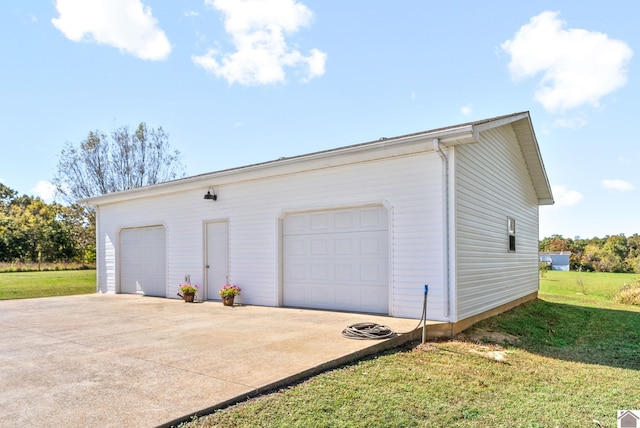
218,284,241,306
178,283,199,302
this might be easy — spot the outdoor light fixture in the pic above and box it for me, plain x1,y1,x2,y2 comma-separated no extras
203,188,217,201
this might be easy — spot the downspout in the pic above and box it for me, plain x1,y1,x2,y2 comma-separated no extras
93,205,101,293
433,138,450,319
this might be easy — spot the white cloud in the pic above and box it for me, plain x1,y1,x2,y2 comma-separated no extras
552,185,583,207
552,115,587,129
32,181,56,202
460,105,473,115
501,11,633,112
618,156,635,165
192,0,327,85
51,0,171,61
602,179,634,191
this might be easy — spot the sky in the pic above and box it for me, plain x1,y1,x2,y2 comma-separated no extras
0,1,638,240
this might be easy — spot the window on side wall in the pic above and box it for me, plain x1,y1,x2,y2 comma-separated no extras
507,217,516,252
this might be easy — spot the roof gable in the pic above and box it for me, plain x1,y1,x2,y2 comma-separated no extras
472,112,554,205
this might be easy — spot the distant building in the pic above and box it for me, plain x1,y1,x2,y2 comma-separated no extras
539,252,571,271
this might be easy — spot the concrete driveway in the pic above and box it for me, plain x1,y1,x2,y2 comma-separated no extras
0,294,427,427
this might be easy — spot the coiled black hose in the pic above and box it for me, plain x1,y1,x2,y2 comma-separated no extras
341,322,397,340
341,285,429,341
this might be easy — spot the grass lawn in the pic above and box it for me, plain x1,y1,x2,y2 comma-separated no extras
540,269,638,302
0,270,96,299
184,271,640,428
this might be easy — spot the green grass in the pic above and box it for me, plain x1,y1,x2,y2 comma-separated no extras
540,270,639,302
0,270,96,299
183,271,640,428
0,261,95,273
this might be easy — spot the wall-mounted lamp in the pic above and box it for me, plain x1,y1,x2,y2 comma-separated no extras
203,188,217,201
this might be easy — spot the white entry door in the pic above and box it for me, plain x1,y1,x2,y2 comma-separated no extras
119,226,166,297
206,221,229,300
283,206,389,314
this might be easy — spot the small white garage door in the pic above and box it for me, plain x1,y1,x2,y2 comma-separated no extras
120,226,166,297
283,206,389,314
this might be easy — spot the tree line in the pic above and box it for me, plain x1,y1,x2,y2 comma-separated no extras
539,234,640,273
1,122,185,268
0,183,95,265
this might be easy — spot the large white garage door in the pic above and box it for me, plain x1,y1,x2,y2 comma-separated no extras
283,206,389,314
120,226,166,297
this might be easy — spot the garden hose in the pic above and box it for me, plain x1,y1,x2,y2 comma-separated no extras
341,285,429,341
341,322,397,340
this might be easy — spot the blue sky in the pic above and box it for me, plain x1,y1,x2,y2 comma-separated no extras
1,1,637,239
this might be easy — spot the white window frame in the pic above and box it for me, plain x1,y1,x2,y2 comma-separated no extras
507,217,516,252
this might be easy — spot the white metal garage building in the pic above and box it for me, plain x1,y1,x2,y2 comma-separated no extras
81,112,553,335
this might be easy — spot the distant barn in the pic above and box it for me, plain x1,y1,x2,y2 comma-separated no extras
539,252,571,271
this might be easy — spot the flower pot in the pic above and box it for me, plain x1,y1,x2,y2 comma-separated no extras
222,296,234,306
183,293,195,303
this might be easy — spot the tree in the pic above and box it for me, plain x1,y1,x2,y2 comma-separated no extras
57,204,96,264
626,234,640,273
53,123,186,203
539,234,570,252
0,183,17,204
0,183,95,265
602,234,629,272
580,244,604,272
569,238,588,271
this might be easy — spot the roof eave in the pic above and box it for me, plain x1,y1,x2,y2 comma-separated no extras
78,112,554,207
78,125,476,206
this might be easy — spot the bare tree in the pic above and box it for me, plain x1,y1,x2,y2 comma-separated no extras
54,123,186,203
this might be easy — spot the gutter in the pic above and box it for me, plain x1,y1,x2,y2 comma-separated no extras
77,126,475,207
433,138,451,319
94,206,101,293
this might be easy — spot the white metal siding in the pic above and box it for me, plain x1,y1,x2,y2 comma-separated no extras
454,125,539,321
90,115,549,325
94,152,446,319
283,206,389,313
